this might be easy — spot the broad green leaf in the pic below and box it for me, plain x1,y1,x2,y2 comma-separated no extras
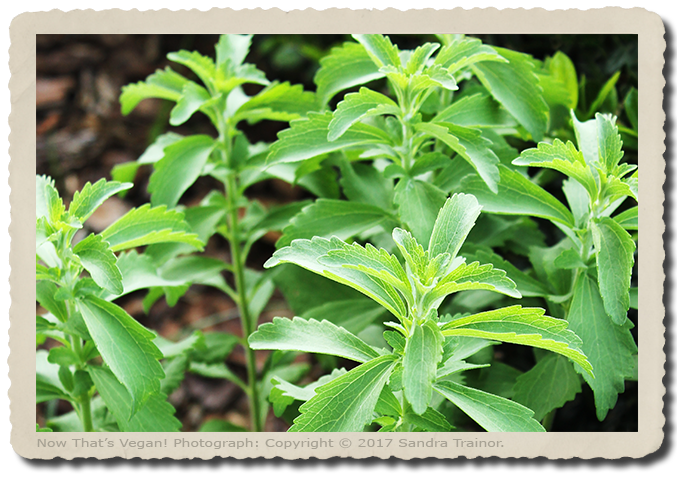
167,50,217,90
426,261,521,308
393,178,447,247
441,305,592,374
36,351,70,403
266,112,389,166
77,296,164,414
328,88,399,141
472,47,549,141
249,317,381,363
513,139,598,201
147,135,215,208
404,407,452,432
68,179,133,222
339,160,394,212
434,93,516,128
188,362,244,388
154,330,205,360
303,299,388,335
403,320,444,415
189,332,238,364
36,281,68,322
571,110,601,166
277,198,394,248
72,234,123,295
315,42,385,105
567,274,637,420
428,193,482,259
161,354,188,395
405,42,440,74
233,81,318,125
198,419,247,432
289,354,398,431
434,36,506,74
120,67,189,115
88,366,181,432
417,122,499,193
169,82,211,126
562,178,591,227
114,251,186,297
352,34,401,69
591,217,636,325
319,241,408,292
597,113,624,173
513,353,582,421
101,204,202,252
434,380,545,432
270,238,405,322
462,165,575,228
547,51,578,109
269,368,347,417
215,34,252,69
465,362,521,399
36,175,64,223
614,206,638,230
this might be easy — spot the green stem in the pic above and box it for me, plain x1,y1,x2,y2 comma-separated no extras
66,300,94,433
79,396,94,433
225,175,262,432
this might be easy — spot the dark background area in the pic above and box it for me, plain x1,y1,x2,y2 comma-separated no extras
35,34,638,432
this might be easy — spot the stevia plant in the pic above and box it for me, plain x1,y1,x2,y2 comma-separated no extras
249,194,592,432
115,34,320,431
461,111,638,422
36,176,207,432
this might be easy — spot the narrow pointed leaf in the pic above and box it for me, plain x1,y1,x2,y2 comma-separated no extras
72,234,123,295
88,366,180,432
289,354,398,432
614,206,638,230
120,67,189,115
462,165,575,227
403,320,444,415
265,236,407,319
68,179,133,222
513,353,582,421
77,296,164,415
147,135,215,208
567,274,637,420
315,42,385,105
101,204,202,252
434,381,545,432
233,81,318,124
249,317,381,363
591,217,636,325
441,305,592,374
429,194,483,259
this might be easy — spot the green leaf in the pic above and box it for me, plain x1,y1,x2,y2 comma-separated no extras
405,42,440,74
352,34,401,69
88,366,181,432
36,281,68,322
394,178,447,247
267,112,389,166
198,419,247,432
441,305,592,374
319,241,408,292
416,122,499,193
77,296,164,414
233,81,318,125
36,175,64,224
591,217,636,325
277,198,394,248
68,179,133,222
101,204,202,252
472,47,549,141
289,354,398,431
215,34,252,69
567,274,637,420
72,234,123,295
434,380,545,432
597,113,625,173
315,42,385,105
404,407,452,432
547,51,578,109
329,88,399,141
249,317,381,363
462,165,575,228
427,261,521,308
167,50,217,90
586,71,620,119
403,320,444,415
614,206,638,230
513,139,598,201
434,36,506,74
267,237,407,321
624,87,638,131
513,353,582,421
36,351,70,403
428,194,482,260
434,93,516,128
120,67,189,115
339,160,394,212
169,82,211,126
147,135,215,208
269,368,347,417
